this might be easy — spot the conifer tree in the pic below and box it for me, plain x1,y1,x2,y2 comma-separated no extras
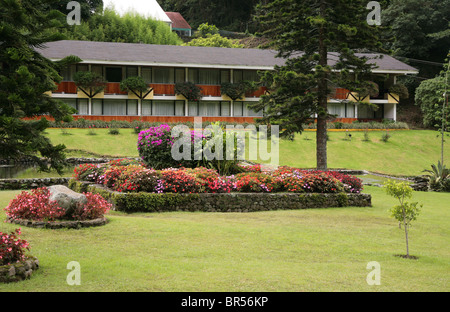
252,0,383,170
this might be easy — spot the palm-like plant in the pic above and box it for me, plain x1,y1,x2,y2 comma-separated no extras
423,161,449,191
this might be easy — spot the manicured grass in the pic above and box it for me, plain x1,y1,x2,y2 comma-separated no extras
254,129,450,176
44,128,450,176
46,128,140,158
1,186,448,292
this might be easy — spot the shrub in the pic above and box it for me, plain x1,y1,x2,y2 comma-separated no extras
115,166,162,193
71,193,112,221
160,169,202,193
108,128,120,135
381,131,391,142
73,163,106,184
300,173,344,193
235,173,274,193
5,187,110,222
138,124,178,169
103,165,129,189
5,188,66,221
0,229,30,266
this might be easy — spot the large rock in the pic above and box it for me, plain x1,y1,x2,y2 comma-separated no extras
49,185,87,215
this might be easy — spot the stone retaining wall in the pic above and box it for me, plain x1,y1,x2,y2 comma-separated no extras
0,177,70,190
70,180,372,213
0,257,39,283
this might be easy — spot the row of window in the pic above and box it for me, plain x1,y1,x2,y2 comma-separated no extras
62,99,263,117
60,65,260,85
327,103,383,119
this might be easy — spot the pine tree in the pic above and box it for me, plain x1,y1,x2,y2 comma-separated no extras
252,0,383,170
0,0,78,172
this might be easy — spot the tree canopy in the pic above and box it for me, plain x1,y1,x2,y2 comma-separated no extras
251,0,383,170
61,8,183,45
0,0,79,172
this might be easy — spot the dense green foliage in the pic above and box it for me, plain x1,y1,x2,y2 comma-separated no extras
47,0,104,21
0,0,78,172
221,81,257,100
184,33,244,48
61,8,182,45
73,71,106,97
251,0,383,170
120,76,153,99
159,0,268,32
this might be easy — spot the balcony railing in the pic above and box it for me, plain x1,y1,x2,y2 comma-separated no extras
151,84,175,96
104,83,127,95
54,82,77,94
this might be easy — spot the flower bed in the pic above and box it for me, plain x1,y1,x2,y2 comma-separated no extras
4,188,111,229
72,160,364,195
69,160,370,213
1,229,39,283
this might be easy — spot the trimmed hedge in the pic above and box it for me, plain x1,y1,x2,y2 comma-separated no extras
68,179,371,213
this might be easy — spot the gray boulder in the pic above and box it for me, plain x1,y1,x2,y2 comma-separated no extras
48,185,87,216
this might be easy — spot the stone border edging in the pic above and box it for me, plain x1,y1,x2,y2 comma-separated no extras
5,217,108,229
0,257,39,283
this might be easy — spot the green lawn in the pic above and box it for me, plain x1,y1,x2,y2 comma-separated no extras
44,128,450,176
0,186,448,292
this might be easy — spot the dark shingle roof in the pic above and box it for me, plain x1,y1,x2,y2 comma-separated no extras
36,40,418,73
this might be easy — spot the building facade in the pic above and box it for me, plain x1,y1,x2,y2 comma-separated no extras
38,40,418,124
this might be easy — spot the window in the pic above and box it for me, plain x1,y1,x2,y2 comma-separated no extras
91,65,103,78
153,67,174,84
105,67,123,82
198,69,220,85
141,67,152,83
175,68,185,83
188,101,198,116
221,70,230,83
233,102,243,117
234,70,259,83
103,99,126,115
220,101,231,116
77,99,89,115
142,100,152,116
328,104,346,118
127,100,138,116
126,67,138,78
92,99,103,115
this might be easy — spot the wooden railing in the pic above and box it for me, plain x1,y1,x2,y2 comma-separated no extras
332,88,350,100
199,85,221,97
104,83,127,95
54,82,77,94
151,84,175,96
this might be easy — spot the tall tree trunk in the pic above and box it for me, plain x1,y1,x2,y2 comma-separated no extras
316,1,328,170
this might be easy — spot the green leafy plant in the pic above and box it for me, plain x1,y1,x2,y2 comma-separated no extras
221,81,257,101
174,82,202,102
384,180,422,259
108,128,120,135
381,130,391,142
389,83,409,99
120,76,153,99
73,71,106,98
423,160,450,191
362,129,370,142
